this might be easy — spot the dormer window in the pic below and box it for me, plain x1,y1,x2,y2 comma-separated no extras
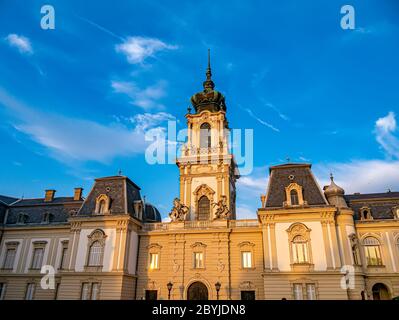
41,212,53,224
284,183,306,207
359,206,373,221
16,213,27,224
290,190,299,205
95,194,110,215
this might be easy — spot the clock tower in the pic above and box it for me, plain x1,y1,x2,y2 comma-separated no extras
176,51,239,221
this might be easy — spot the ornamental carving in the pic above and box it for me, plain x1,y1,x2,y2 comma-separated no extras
212,195,230,219
169,198,189,222
216,260,225,272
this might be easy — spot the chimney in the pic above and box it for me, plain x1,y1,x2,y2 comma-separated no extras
74,188,83,201
44,189,56,202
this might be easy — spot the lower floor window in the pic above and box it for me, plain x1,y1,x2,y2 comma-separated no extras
293,283,317,300
81,282,100,300
241,290,255,300
145,290,158,300
0,283,6,300
25,283,35,300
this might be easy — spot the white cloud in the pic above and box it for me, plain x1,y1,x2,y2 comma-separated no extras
5,34,33,54
111,80,167,110
115,36,177,64
0,87,172,164
243,107,280,132
314,160,399,194
374,111,399,159
236,204,257,219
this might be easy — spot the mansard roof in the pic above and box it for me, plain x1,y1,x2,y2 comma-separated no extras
345,191,399,220
77,175,142,217
0,195,18,205
265,163,328,208
5,197,83,226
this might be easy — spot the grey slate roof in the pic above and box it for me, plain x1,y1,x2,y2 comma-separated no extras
345,192,399,220
0,195,18,205
265,163,328,208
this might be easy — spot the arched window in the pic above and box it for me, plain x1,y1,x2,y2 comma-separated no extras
88,241,103,266
198,196,210,220
98,200,106,214
86,229,106,268
363,237,383,266
290,190,299,205
200,122,211,148
292,235,309,263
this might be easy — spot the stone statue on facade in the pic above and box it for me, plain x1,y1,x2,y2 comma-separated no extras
212,195,230,219
169,198,189,222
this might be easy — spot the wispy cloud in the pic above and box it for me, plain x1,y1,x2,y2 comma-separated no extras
314,160,399,194
5,34,33,54
243,107,279,132
261,100,289,121
374,111,399,159
111,80,167,110
75,15,124,41
115,36,177,64
0,87,171,164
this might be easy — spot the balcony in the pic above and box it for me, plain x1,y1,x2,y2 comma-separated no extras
142,219,259,231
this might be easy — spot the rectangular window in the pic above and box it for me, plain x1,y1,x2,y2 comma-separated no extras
54,283,60,300
81,283,90,300
241,290,256,300
293,242,309,263
91,283,100,300
81,282,100,300
31,248,44,269
306,284,316,300
145,290,158,300
3,248,16,269
365,246,382,266
0,283,6,300
149,253,159,270
242,251,252,268
60,247,68,270
293,284,303,300
25,283,35,300
193,252,204,268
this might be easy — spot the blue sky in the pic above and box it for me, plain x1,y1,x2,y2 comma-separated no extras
1,0,399,219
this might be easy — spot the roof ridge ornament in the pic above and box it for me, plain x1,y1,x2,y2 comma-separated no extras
203,48,215,92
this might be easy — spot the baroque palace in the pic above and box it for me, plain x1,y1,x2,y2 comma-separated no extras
1,56,399,301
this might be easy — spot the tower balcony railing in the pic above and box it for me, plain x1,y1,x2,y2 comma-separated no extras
181,145,228,157
142,219,259,231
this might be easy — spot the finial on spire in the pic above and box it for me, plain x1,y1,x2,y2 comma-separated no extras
203,49,215,91
206,48,212,80
330,172,334,181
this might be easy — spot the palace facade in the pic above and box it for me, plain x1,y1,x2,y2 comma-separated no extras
1,56,399,300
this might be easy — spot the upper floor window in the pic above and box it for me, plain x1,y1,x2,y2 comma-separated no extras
293,284,303,300
3,248,16,270
200,122,211,148
193,252,204,269
292,235,309,264
363,237,383,266
149,253,159,270
290,190,299,205
41,212,53,224
293,283,317,300
59,241,69,270
198,196,210,220
241,251,252,269
88,241,103,266
31,248,45,270
87,229,106,267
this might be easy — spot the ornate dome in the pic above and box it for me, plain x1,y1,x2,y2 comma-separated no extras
190,50,226,113
324,174,345,197
143,203,161,222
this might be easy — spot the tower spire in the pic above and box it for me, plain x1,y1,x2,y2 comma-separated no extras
203,49,215,91
206,48,212,80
